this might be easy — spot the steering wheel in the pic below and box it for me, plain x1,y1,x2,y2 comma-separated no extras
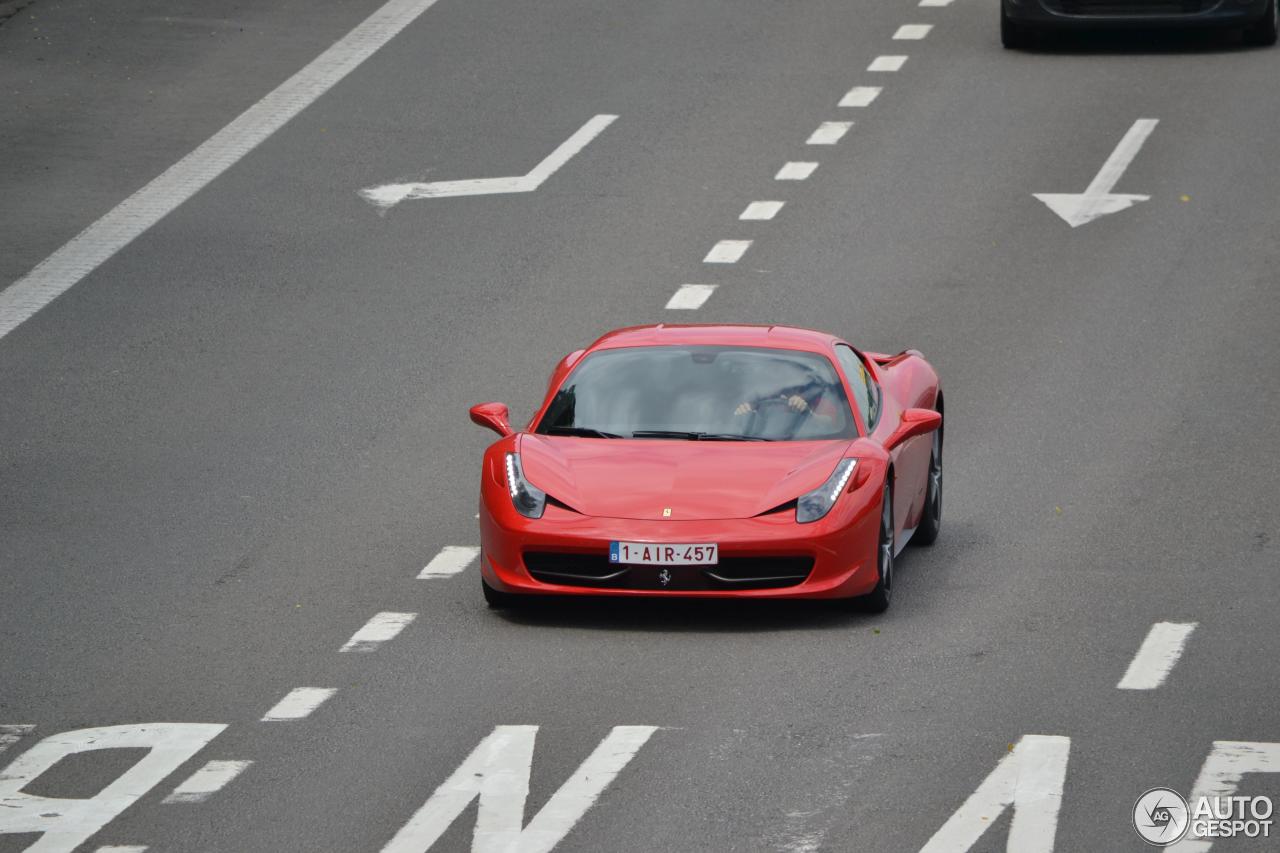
744,395,808,438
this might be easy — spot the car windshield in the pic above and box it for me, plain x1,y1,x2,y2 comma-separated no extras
535,345,857,441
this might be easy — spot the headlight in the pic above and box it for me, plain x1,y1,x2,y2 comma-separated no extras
796,459,857,524
505,452,546,519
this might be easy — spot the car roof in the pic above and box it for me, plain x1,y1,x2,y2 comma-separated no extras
587,324,841,354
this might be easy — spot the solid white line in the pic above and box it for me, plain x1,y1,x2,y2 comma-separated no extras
665,284,717,310
96,848,149,853
740,201,784,221
417,545,480,580
807,122,852,145
261,687,337,722
894,23,933,39
775,162,818,181
839,86,882,108
340,611,417,652
868,55,908,71
1116,622,1196,690
162,760,253,804
919,0,953,5
703,240,752,264
0,0,447,343
1084,118,1159,196
0,724,35,755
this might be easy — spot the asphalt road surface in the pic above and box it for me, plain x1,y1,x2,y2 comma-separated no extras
2,0,1278,851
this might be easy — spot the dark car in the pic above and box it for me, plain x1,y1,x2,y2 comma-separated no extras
1001,0,1278,47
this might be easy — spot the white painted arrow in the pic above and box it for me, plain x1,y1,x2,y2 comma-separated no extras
1034,118,1158,228
360,114,617,209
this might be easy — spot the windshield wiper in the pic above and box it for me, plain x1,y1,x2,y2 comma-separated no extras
631,430,771,442
544,426,624,438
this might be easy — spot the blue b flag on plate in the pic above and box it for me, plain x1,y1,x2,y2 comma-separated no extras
609,542,620,562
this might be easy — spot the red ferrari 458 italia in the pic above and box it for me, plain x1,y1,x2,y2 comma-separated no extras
469,324,943,613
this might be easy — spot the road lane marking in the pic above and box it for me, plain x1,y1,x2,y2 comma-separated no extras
740,201,784,221
868,55,908,71
806,122,852,145
776,162,818,181
0,723,225,852
162,759,253,804
1034,118,1158,228
418,545,480,579
1170,741,1280,852
893,24,933,39
96,848,149,853
0,725,34,755
920,735,1070,853
665,284,717,310
919,0,954,5
360,114,618,208
839,86,882,108
261,687,337,722
1117,621,1197,690
341,611,418,652
0,0,449,343
704,240,752,264
381,725,658,853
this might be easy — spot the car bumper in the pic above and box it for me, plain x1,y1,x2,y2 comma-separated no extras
478,483,883,600
1004,0,1269,27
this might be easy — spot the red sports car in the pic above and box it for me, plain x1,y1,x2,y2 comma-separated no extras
469,324,943,612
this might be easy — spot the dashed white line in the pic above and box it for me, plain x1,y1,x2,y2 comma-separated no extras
704,240,753,264
894,23,934,39
162,760,253,804
261,687,337,722
839,86,882,108
868,55,908,72
1116,621,1197,690
0,0,448,342
665,284,718,310
340,611,418,653
806,122,852,145
95,847,149,853
776,162,819,181
919,0,953,6
417,545,479,579
740,201,785,221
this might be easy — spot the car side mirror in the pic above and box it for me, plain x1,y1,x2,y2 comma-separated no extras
469,402,514,437
885,408,941,451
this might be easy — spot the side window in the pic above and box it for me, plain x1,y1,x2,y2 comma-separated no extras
835,345,880,433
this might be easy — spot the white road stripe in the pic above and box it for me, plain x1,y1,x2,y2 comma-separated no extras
0,0,446,342
1170,741,1280,853
1116,622,1197,690
919,0,954,5
703,240,752,264
261,687,337,722
894,23,933,39
0,725,35,755
96,848,149,853
665,284,717,310
775,162,818,181
807,122,852,145
839,86,882,108
162,760,253,804
868,55,908,72
740,201,785,221
340,611,417,653
417,545,480,580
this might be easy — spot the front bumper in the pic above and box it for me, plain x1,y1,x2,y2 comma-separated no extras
1004,0,1269,27
478,484,883,600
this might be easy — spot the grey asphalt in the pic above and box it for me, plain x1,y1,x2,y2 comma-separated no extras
2,0,1278,851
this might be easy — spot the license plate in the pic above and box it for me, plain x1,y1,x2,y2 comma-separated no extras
609,541,718,566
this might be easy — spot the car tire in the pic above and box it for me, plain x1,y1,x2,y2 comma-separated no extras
1243,0,1278,46
1000,4,1030,49
482,578,522,609
911,415,943,547
857,483,894,614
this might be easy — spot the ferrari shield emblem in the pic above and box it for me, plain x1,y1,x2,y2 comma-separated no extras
658,569,672,586
662,507,672,518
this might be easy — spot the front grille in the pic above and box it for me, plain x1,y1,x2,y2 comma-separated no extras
1053,0,1210,14
523,552,813,591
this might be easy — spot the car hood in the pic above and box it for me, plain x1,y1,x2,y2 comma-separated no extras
518,434,852,520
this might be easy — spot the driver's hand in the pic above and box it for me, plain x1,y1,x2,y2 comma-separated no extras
734,402,754,416
786,394,809,413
